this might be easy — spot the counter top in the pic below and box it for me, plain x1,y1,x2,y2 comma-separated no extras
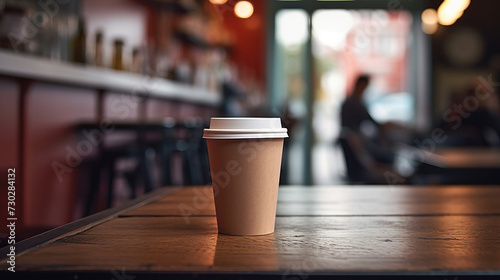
0,50,221,106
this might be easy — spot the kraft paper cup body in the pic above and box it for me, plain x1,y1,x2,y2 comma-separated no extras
203,118,288,236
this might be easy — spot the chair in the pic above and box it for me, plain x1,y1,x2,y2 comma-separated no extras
159,118,210,186
82,119,211,216
85,143,155,216
337,129,403,184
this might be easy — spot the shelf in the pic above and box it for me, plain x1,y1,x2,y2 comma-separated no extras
0,50,221,106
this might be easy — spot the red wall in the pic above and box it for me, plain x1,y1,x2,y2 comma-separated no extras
218,0,267,88
24,84,96,227
0,78,20,235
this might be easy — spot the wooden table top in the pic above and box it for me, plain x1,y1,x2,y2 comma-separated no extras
2,185,500,278
431,148,500,169
399,146,500,169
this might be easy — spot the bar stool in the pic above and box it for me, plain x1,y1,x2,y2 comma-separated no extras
82,119,210,215
160,118,210,186
84,142,155,216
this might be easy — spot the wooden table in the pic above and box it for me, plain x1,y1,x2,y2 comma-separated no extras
2,185,500,279
396,146,500,184
414,148,500,169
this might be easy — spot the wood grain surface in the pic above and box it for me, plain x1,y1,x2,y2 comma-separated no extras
431,148,500,169
2,186,500,275
121,185,500,216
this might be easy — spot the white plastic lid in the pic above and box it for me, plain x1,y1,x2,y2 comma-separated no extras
203,118,288,139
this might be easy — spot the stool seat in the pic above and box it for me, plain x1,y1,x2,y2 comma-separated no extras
78,119,211,216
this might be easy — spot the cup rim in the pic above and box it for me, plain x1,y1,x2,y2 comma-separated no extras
203,117,288,139
203,129,288,139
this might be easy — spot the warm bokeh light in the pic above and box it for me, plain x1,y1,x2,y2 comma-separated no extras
422,23,438,34
422,9,437,25
209,0,228,4
421,9,438,34
234,1,254,19
437,0,470,26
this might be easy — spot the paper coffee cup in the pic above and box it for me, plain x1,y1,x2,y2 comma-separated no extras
203,118,288,235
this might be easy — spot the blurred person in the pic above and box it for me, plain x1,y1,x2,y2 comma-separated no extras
340,74,395,164
338,127,403,184
439,83,500,147
341,75,377,133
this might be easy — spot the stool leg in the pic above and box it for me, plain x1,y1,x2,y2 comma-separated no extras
161,142,173,186
106,157,116,208
181,150,191,185
187,143,203,185
123,170,137,199
85,160,102,216
200,140,211,185
140,148,155,192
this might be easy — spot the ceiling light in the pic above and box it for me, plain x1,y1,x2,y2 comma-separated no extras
209,0,228,4
437,0,470,26
234,1,254,19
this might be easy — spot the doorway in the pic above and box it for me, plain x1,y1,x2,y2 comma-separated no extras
273,7,415,185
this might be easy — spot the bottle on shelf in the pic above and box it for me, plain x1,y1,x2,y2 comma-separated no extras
94,30,103,67
72,18,86,64
131,47,144,73
0,3,27,52
112,38,124,71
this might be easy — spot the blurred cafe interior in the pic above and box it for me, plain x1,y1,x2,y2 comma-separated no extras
1,0,500,243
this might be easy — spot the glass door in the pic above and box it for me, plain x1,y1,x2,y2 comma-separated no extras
311,9,413,184
270,1,424,185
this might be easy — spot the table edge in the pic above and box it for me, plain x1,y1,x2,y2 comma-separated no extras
0,186,183,260
2,269,500,278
